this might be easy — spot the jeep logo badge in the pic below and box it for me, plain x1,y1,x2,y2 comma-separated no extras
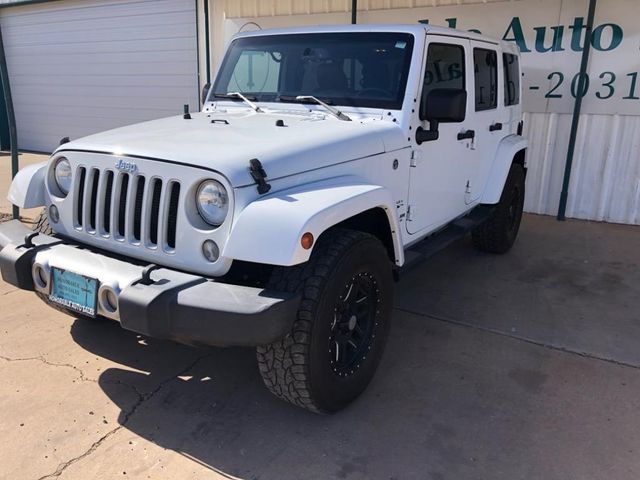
115,159,137,174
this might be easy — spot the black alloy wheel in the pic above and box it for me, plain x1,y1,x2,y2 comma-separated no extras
329,272,380,377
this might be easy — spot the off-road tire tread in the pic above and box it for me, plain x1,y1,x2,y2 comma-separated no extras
256,228,376,414
472,164,525,254
33,209,54,236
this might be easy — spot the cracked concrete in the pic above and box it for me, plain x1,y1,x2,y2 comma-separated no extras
1,213,639,479
0,356,139,479
33,353,215,480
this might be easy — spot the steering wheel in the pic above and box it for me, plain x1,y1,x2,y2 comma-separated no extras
356,88,392,97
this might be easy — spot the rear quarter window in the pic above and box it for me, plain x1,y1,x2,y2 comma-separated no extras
503,53,520,106
473,48,498,111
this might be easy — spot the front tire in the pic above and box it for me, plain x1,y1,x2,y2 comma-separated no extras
32,208,53,236
472,163,525,254
256,229,394,414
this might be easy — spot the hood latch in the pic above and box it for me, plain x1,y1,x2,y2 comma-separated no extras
249,158,271,195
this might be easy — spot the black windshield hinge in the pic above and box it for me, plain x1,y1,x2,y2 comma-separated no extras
249,158,271,194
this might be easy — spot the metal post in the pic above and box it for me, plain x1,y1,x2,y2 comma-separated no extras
0,21,18,219
557,0,597,221
204,0,211,82
351,0,357,24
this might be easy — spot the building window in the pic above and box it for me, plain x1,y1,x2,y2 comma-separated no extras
420,43,465,120
473,48,497,111
503,53,520,106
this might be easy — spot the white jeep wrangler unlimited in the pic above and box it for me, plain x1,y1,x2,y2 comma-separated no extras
0,24,526,413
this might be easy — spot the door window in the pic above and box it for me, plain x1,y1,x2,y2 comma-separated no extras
420,43,465,120
473,48,497,111
503,53,520,106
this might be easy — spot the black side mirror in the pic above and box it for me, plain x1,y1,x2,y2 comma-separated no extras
201,82,211,104
416,88,467,144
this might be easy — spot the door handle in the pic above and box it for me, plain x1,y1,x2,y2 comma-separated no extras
457,129,475,140
489,122,503,132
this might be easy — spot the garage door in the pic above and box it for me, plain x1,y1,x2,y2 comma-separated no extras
0,0,199,152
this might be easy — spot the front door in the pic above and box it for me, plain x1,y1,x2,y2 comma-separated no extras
406,37,476,235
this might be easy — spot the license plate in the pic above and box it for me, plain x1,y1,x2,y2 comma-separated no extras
49,268,99,317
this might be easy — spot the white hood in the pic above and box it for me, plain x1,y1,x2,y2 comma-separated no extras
60,110,406,187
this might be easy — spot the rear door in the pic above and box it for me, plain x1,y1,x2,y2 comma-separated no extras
467,42,507,202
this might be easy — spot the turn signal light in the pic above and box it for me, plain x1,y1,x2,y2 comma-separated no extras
301,232,314,250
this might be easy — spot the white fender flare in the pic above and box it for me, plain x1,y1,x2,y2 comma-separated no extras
7,162,47,208
480,135,528,204
223,176,403,267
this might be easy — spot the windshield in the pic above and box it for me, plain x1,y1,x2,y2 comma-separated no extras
211,32,415,110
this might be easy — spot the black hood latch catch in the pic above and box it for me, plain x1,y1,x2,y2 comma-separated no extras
249,158,271,195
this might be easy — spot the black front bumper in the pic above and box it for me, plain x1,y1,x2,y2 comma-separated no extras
0,220,299,347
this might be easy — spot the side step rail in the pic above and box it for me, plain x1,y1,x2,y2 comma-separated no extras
400,205,494,274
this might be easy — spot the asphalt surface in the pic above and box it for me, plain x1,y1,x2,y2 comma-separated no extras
1,213,639,479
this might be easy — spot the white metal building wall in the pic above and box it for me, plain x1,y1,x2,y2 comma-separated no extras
222,0,514,17
209,0,640,225
0,0,199,152
525,112,640,224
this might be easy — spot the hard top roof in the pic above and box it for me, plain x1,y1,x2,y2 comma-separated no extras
233,23,512,49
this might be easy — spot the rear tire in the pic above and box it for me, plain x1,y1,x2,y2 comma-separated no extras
472,163,525,254
256,228,394,414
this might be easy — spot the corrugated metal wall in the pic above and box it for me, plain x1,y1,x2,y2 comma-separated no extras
525,112,640,224
222,0,517,18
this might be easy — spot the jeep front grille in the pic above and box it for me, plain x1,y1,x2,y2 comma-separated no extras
74,166,180,251
50,151,233,276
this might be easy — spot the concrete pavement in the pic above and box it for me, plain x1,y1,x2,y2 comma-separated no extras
1,213,639,479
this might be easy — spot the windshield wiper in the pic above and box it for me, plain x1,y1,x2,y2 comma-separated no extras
279,95,351,121
213,92,263,113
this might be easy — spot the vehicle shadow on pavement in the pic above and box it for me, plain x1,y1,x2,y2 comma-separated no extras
67,301,487,480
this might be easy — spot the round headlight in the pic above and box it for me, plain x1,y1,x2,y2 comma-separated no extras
196,180,228,226
53,157,72,195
